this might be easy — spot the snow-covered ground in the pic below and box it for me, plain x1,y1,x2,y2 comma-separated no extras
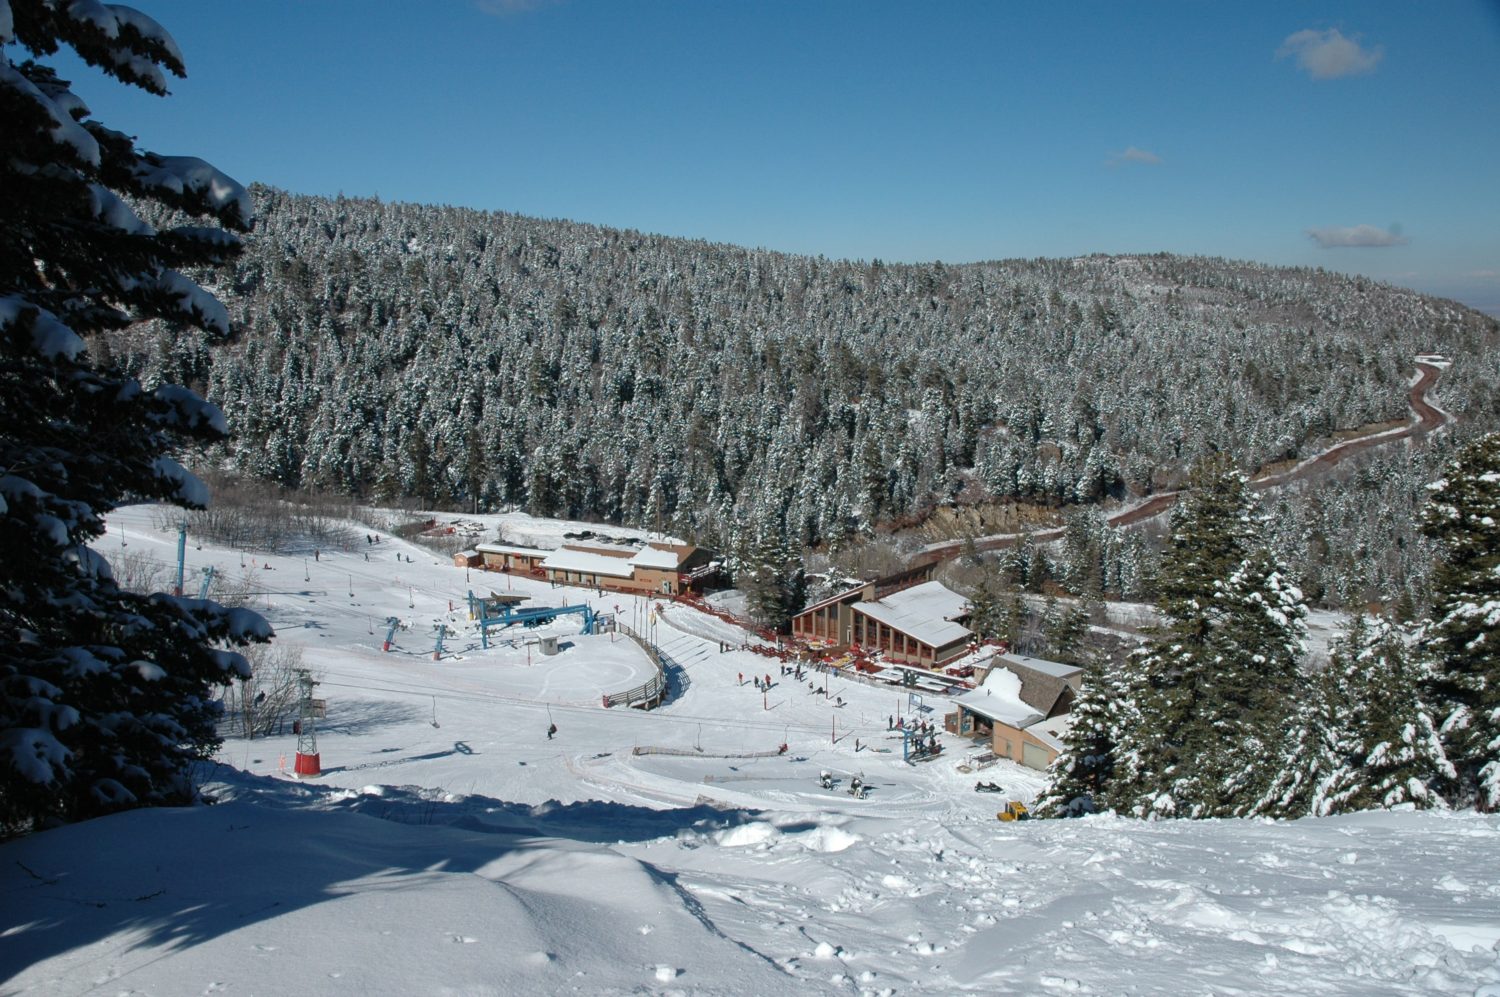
3,505,1498,995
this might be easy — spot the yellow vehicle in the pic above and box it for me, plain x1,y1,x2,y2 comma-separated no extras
997,801,1031,822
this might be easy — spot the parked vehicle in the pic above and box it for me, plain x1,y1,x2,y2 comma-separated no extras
997,801,1031,822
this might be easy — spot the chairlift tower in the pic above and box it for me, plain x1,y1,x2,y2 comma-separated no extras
293,669,321,777
173,520,187,596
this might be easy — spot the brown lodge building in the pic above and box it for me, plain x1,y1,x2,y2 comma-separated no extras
791,565,975,667
471,540,715,598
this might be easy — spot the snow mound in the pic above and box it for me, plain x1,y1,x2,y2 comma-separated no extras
714,821,781,848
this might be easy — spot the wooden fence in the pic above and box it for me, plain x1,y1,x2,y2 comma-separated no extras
602,622,667,709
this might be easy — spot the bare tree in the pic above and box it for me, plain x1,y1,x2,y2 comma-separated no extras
219,643,306,739
108,548,171,595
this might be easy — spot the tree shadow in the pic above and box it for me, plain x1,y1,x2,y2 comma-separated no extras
0,768,767,985
320,698,427,737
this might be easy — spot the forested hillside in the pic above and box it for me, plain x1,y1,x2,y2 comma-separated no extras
116,188,1500,579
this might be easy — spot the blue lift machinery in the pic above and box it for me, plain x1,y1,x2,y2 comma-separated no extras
468,590,597,648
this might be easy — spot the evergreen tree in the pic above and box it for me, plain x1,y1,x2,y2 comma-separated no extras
1260,615,1450,816
964,563,1007,642
1345,617,1450,811
1034,655,1124,817
732,518,804,632
1045,600,1092,666
1420,432,1500,810
1,2,270,833
1112,466,1307,818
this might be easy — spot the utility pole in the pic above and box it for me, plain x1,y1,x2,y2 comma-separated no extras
173,521,187,596
293,670,321,777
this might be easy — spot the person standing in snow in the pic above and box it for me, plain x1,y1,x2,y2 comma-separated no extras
547,722,557,740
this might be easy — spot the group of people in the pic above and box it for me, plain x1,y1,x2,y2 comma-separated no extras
738,671,776,691
889,715,936,735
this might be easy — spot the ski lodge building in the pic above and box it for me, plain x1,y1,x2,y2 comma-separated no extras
473,539,716,598
791,565,975,667
947,656,1083,770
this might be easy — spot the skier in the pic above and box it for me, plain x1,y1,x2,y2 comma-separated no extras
849,776,864,798
819,770,834,789
738,672,744,686
547,722,557,740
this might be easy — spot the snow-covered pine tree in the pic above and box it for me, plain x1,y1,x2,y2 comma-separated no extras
1420,431,1500,810
731,516,804,632
963,563,1007,642
1034,654,1125,817
1342,616,1450,811
1261,614,1451,818
1045,599,1092,666
1111,464,1307,818
0,1,270,833
1253,655,1359,819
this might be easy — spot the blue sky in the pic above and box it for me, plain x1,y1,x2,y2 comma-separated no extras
48,1,1500,314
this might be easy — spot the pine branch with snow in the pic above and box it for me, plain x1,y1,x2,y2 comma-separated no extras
0,1,269,834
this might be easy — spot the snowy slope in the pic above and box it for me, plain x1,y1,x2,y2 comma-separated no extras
3,505,1499,995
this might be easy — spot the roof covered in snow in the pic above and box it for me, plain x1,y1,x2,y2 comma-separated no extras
852,580,971,648
629,544,693,570
1029,713,1075,753
1001,655,1082,680
561,541,637,559
476,542,553,557
540,548,636,578
953,686,1043,728
954,667,1046,728
990,655,1083,716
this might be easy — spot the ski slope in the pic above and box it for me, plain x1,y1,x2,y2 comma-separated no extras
2,505,1498,995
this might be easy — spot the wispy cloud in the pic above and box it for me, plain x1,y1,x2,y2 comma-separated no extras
1277,28,1383,79
1306,224,1408,249
1106,146,1162,169
475,0,563,15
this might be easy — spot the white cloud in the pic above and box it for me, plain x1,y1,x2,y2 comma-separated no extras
1106,146,1163,168
1306,225,1408,249
1463,269,1500,279
1277,28,1383,79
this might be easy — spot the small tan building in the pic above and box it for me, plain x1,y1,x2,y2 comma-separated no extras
948,656,1083,771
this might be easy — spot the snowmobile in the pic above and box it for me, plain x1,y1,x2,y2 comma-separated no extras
974,781,1004,793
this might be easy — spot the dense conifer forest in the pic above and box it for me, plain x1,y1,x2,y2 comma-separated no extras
115,187,1500,609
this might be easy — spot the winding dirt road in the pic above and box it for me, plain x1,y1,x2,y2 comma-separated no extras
915,358,1451,567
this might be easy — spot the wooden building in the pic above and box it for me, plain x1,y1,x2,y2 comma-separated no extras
475,542,550,574
849,580,973,667
540,541,716,597
791,564,938,648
